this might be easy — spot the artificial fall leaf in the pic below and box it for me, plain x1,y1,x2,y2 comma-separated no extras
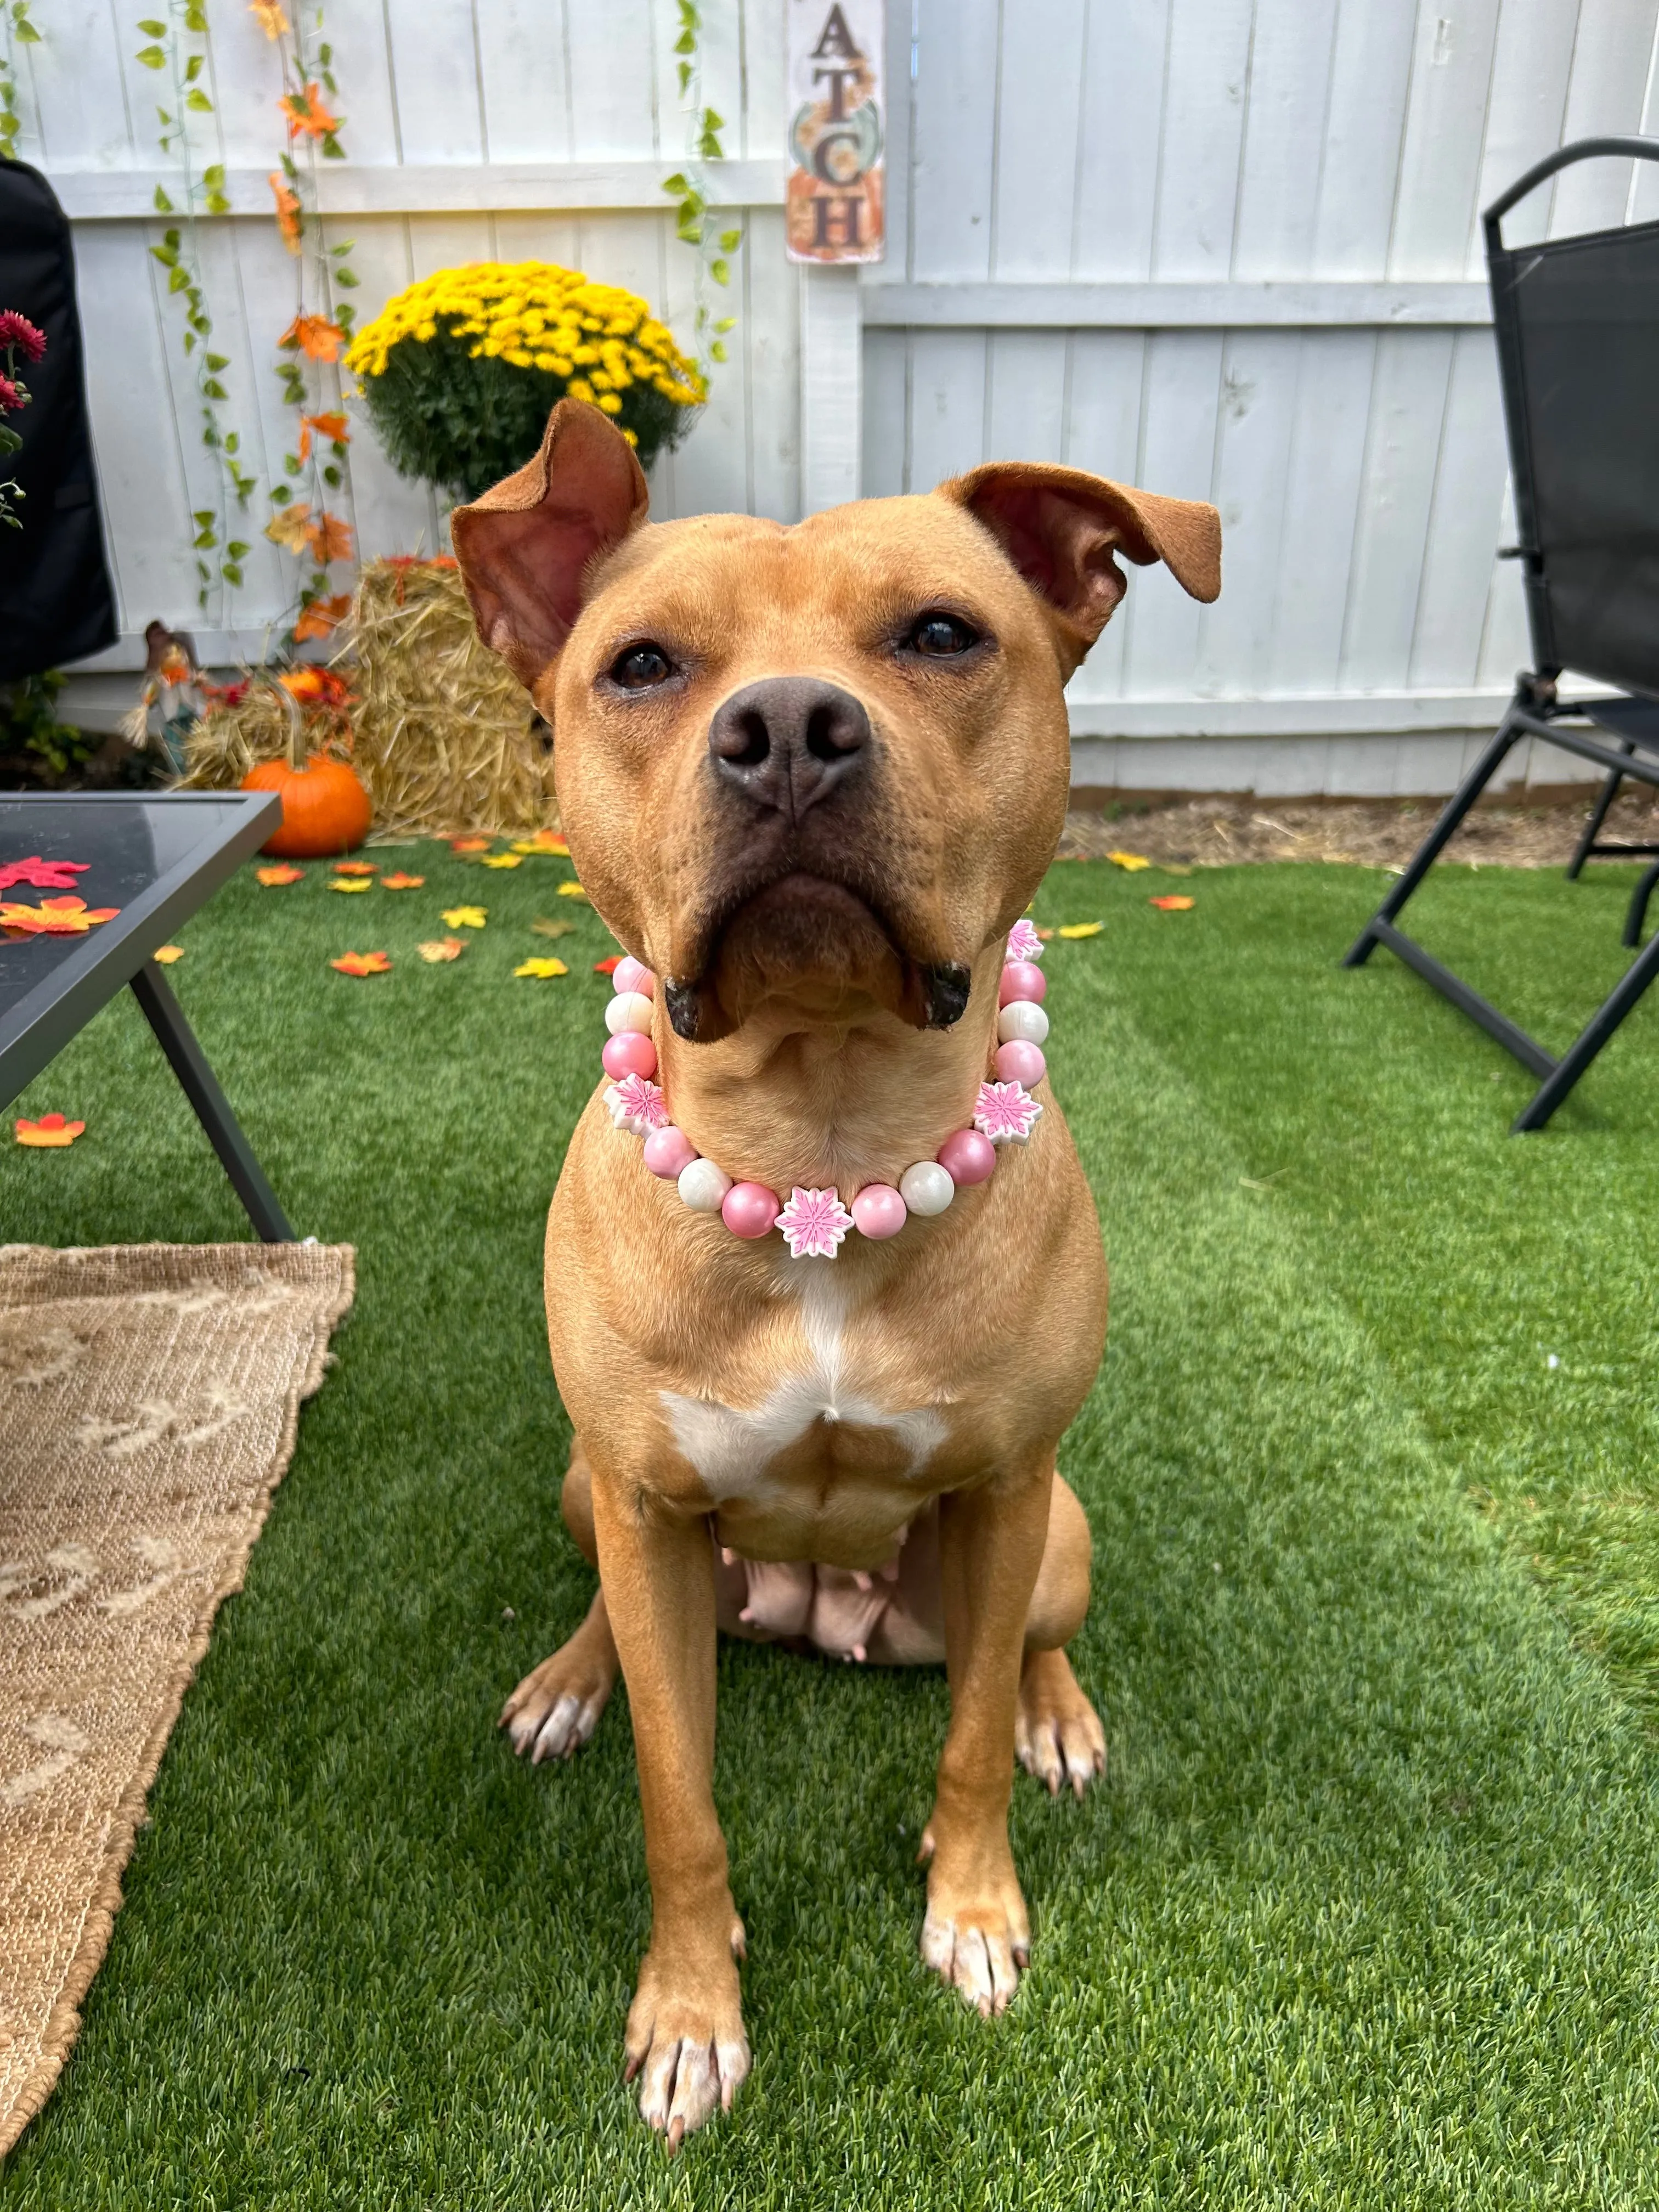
0,896,120,936
1106,850,1152,872
269,171,302,253
152,945,185,964
279,81,340,141
381,872,425,890
593,955,623,974
556,881,589,901
449,836,491,854
279,665,355,712
306,511,353,565
531,918,575,940
248,0,289,36
441,906,487,930
1035,926,1056,940
297,411,350,463
264,503,314,554
256,863,303,885
416,937,465,963
512,831,569,856
280,312,346,363
294,593,352,642
514,957,568,979
482,853,523,870
1057,921,1104,939
330,950,391,977
1149,895,1195,911
15,1112,86,1148
332,860,377,876
329,877,373,894
0,855,89,891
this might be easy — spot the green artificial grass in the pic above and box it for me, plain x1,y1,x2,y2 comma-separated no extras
3,846,1659,2208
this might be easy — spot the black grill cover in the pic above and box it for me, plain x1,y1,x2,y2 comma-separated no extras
0,159,118,681
1492,217,1659,696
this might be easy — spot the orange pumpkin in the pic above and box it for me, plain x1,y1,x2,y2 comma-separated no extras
240,679,372,856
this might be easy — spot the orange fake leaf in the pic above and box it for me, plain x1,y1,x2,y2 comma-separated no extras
257,863,304,885
294,593,352,641
512,830,569,856
280,312,346,363
265,502,314,555
381,872,425,890
297,411,349,462
249,0,289,37
279,665,356,713
306,511,353,566
0,896,120,936
279,81,340,142
15,1111,86,1148
269,171,302,253
449,836,491,854
594,955,623,974
416,936,465,963
331,860,376,878
1149,895,1194,911
330,950,391,977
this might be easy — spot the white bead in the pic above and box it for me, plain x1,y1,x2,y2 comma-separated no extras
605,990,654,1037
898,1160,955,1217
997,1000,1049,1046
678,1158,732,1211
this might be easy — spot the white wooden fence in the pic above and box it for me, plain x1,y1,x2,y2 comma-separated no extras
16,0,1659,792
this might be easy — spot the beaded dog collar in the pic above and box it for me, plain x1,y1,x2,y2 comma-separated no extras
599,919,1049,1260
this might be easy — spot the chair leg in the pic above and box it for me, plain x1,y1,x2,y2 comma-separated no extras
1512,922,1659,1132
1623,857,1659,949
1343,710,1522,967
1565,744,1632,879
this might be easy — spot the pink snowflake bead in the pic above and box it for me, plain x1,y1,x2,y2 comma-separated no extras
613,956,655,997
605,1074,669,1135
974,1079,1043,1145
937,1127,996,1186
777,1186,854,1258
602,1031,657,1081
998,961,1046,1008
995,1039,1046,1087
1005,919,1045,964
723,1181,781,1239
850,1183,906,1239
643,1125,698,1178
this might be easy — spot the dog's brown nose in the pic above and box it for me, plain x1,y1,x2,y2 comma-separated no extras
707,677,870,818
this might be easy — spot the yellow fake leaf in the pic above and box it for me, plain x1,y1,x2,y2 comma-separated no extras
514,957,568,979
329,877,373,894
264,502,314,555
1057,921,1103,939
556,881,589,901
530,917,575,940
152,944,185,963
441,906,487,930
1106,850,1151,872
482,852,523,870
512,831,569,856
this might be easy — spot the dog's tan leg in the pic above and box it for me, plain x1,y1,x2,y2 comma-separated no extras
1015,1474,1107,1798
499,1444,620,1763
591,1467,749,2148
918,1462,1053,2018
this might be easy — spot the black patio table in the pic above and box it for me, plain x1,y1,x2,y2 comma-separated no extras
0,791,292,1239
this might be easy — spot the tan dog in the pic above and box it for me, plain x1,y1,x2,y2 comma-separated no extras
452,402,1220,2148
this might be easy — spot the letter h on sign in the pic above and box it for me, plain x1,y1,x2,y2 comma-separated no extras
786,0,885,265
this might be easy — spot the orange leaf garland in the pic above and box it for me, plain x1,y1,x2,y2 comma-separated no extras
280,313,346,364
297,411,350,463
294,594,353,641
248,0,290,37
305,511,353,566
279,81,340,142
0,896,120,936
15,1113,86,1148
269,172,303,255
330,950,391,977
256,864,304,885
264,503,314,555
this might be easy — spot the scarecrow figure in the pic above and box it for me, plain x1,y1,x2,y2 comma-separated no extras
121,620,204,774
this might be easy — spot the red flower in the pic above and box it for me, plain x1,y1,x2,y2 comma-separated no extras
0,312,46,364
0,376,22,414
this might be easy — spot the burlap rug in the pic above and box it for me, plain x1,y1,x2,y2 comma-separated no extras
0,1240,354,2157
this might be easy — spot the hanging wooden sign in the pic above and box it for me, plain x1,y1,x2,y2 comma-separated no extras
786,0,885,265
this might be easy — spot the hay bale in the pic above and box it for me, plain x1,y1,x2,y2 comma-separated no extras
178,558,557,840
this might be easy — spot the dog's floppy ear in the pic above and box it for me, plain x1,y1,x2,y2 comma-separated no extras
940,461,1221,676
450,399,650,689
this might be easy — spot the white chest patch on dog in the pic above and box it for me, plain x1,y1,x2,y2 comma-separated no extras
659,1272,947,1499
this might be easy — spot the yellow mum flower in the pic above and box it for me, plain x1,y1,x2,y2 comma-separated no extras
597,393,623,414
567,377,595,402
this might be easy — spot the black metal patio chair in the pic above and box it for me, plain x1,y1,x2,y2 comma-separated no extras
1345,136,1659,1131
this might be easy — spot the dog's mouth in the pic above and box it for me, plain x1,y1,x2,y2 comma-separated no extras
665,868,970,1043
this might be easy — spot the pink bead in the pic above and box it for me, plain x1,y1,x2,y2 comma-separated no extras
851,1183,907,1239
937,1127,997,1186
998,961,1047,1007
721,1181,780,1239
995,1039,1046,1087
613,956,656,998
642,1125,697,1179
602,1031,657,1081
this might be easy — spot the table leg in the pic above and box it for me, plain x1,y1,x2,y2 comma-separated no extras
129,963,295,1242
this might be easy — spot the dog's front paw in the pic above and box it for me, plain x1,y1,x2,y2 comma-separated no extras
625,1922,751,2151
916,1829,1030,2019
1015,1647,1106,1799
499,1602,617,1763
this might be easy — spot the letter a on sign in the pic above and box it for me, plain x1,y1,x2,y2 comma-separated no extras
786,0,885,263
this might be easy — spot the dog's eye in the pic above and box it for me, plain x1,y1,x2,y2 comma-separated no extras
608,644,675,690
905,613,980,658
